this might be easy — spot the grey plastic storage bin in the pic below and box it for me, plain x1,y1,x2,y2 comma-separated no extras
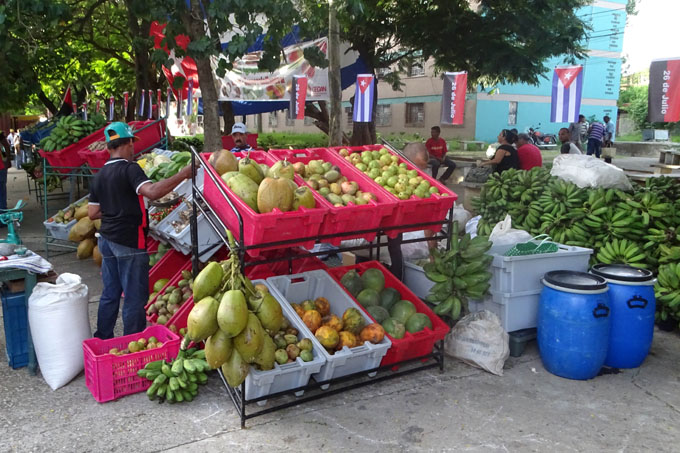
469,288,542,333
488,243,592,294
403,261,433,300
43,218,76,241
161,196,222,262
267,270,391,388
244,280,326,405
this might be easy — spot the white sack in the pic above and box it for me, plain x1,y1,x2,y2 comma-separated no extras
28,273,91,390
550,154,633,191
445,310,510,376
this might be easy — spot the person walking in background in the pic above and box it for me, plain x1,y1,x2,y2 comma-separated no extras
569,115,586,151
516,133,543,169
425,125,456,182
587,119,605,158
0,132,13,211
559,128,582,154
603,115,616,147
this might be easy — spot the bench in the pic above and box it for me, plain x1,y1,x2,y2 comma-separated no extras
658,149,680,166
459,140,486,151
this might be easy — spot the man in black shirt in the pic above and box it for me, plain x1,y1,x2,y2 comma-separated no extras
88,122,192,339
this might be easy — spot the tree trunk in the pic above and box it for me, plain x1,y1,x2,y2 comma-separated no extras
181,0,221,152
220,101,235,135
327,1,343,146
125,1,153,121
37,89,58,115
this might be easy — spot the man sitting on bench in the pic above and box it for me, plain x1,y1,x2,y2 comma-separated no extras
425,126,456,183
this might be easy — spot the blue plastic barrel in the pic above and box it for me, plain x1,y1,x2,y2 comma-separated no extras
591,264,655,369
538,271,610,380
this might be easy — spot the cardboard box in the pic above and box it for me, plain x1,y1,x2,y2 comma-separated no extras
4,271,58,293
341,252,356,266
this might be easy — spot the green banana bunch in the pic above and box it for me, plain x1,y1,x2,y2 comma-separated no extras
138,348,209,403
424,221,493,321
595,238,647,269
655,262,680,326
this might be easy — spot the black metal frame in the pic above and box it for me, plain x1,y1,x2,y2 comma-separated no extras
187,145,453,428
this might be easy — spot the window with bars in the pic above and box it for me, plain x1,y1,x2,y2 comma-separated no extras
405,103,425,126
375,104,392,126
345,106,353,127
268,112,278,127
508,101,518,126
408,59,425,77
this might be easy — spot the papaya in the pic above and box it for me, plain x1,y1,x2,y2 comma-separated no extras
361,268,385,292
405,313,433,333
382,318,406,339
77,238,95,259
192,261,224,301
341,307,365,335
92,245,102,267
233,313,265,363
340,270,363,297
226,173,260,212
390,300,417,324
360,323,385,344
217,290,249,338
302,310,322,333
315,325,339,349
336,331,357,350
322,314,343,332
257,177,295,213
221,348,249,387
356,288,380,307
205,329,233,369
313,297,331,317
186,296,220,342
238,153,265,184
253,334,276,371
209,149,238,175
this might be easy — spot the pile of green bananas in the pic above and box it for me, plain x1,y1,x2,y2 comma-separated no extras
138,348,209,403
424,221,493,321
655,262,680,327
39,113,107,152
471,169,680,271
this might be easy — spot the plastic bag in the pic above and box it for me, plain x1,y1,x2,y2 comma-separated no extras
466,215,481,238
445,310,510,376
550,154,633,191
28,273,91,390
489,214,533,246
452,204,472,228
401,231,430,262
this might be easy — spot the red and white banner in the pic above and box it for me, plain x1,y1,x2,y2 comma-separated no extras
649,58,680,123
288,75,308,120
440,71,467,125
72,103,78,115
123,92,129,118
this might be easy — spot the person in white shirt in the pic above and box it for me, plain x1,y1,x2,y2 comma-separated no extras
603,116,616,147
558,128,582,154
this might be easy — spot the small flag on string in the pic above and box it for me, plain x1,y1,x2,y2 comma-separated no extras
108,96,115,121
440,71,467,125
123,92,129,118
138,89,146,117
352,74,375,123
550,65,584,123
288,75,308,120
648,58,680,123
62,86,72,109
166,87,171,118
148,90,153,120
72,103,78,115
95,100,100,114
187,80,193,117
82,103,88,121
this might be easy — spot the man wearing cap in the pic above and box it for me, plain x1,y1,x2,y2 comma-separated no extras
87,122,193,339
230,122,252,153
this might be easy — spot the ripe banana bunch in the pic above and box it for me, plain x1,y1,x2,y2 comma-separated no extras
39,113,107,152
138,348,209,403
655,262,680,324
425,221,493,321
595,238,647,269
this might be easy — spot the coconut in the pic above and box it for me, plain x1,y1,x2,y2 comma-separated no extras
293,186,316,210
226,173,260,212
77,238,95,259
217,290,249,338
233,313,265,363
186,296,220,342
255,293,284,332
257,177,294,213
209,149,238,175
253,335,276,371
205,329,233,369
221,348,249,387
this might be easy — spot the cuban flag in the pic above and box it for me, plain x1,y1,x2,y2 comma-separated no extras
353,74,375,123
550,65,583,123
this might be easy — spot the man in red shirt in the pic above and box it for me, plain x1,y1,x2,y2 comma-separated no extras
425,126,456,182
516,133,543,170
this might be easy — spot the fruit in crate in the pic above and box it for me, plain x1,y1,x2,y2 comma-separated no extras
342,307,366,335
38,113,106,152
107,335,165,356
149,242,170,267
209,149,238,175
315,325,340,349
147,272,194,323
360,323,385,344
366,305,389,323
340,269,363,297
257,177,295,213
268,159,295,180
238,154,265,184
382,318,406,339
292,158,377,207
226,173,260,212
340,147,444,200
390,300,417,324
405,313,433,333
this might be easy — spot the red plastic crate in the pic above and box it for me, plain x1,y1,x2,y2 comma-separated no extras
146,259,193,323
82,325,181,403
147,237,160,254
148,248,191,293
130,120,167,156
326,261,449,367
79,149,109,174
268,148,397,246
329,145,457,237
201,151,328,257
244,248,328,280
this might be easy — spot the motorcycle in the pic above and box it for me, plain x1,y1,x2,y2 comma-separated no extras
526,124,558,146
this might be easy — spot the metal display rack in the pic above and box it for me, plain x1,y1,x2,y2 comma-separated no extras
187,145,453,428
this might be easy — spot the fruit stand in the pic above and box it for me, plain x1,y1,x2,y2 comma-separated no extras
181,143,457,427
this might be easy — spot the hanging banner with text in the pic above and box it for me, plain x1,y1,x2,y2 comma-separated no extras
288,75,308,120
440,71,467,125
649,58,680,123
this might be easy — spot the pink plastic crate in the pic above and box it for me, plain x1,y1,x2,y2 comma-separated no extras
147,237,160,254
268,148,397,246
201,151,328,257
148,249,191,293
329,145,457,237
327,261,449,368
146,260,192,323
82,325,181,403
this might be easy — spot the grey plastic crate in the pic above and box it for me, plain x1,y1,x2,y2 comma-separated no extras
267,270,391,389
488,243,592,294
43,218,77,241
244,279,326,405
469,288,542,333
403,261,433,300
159,197,221,262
